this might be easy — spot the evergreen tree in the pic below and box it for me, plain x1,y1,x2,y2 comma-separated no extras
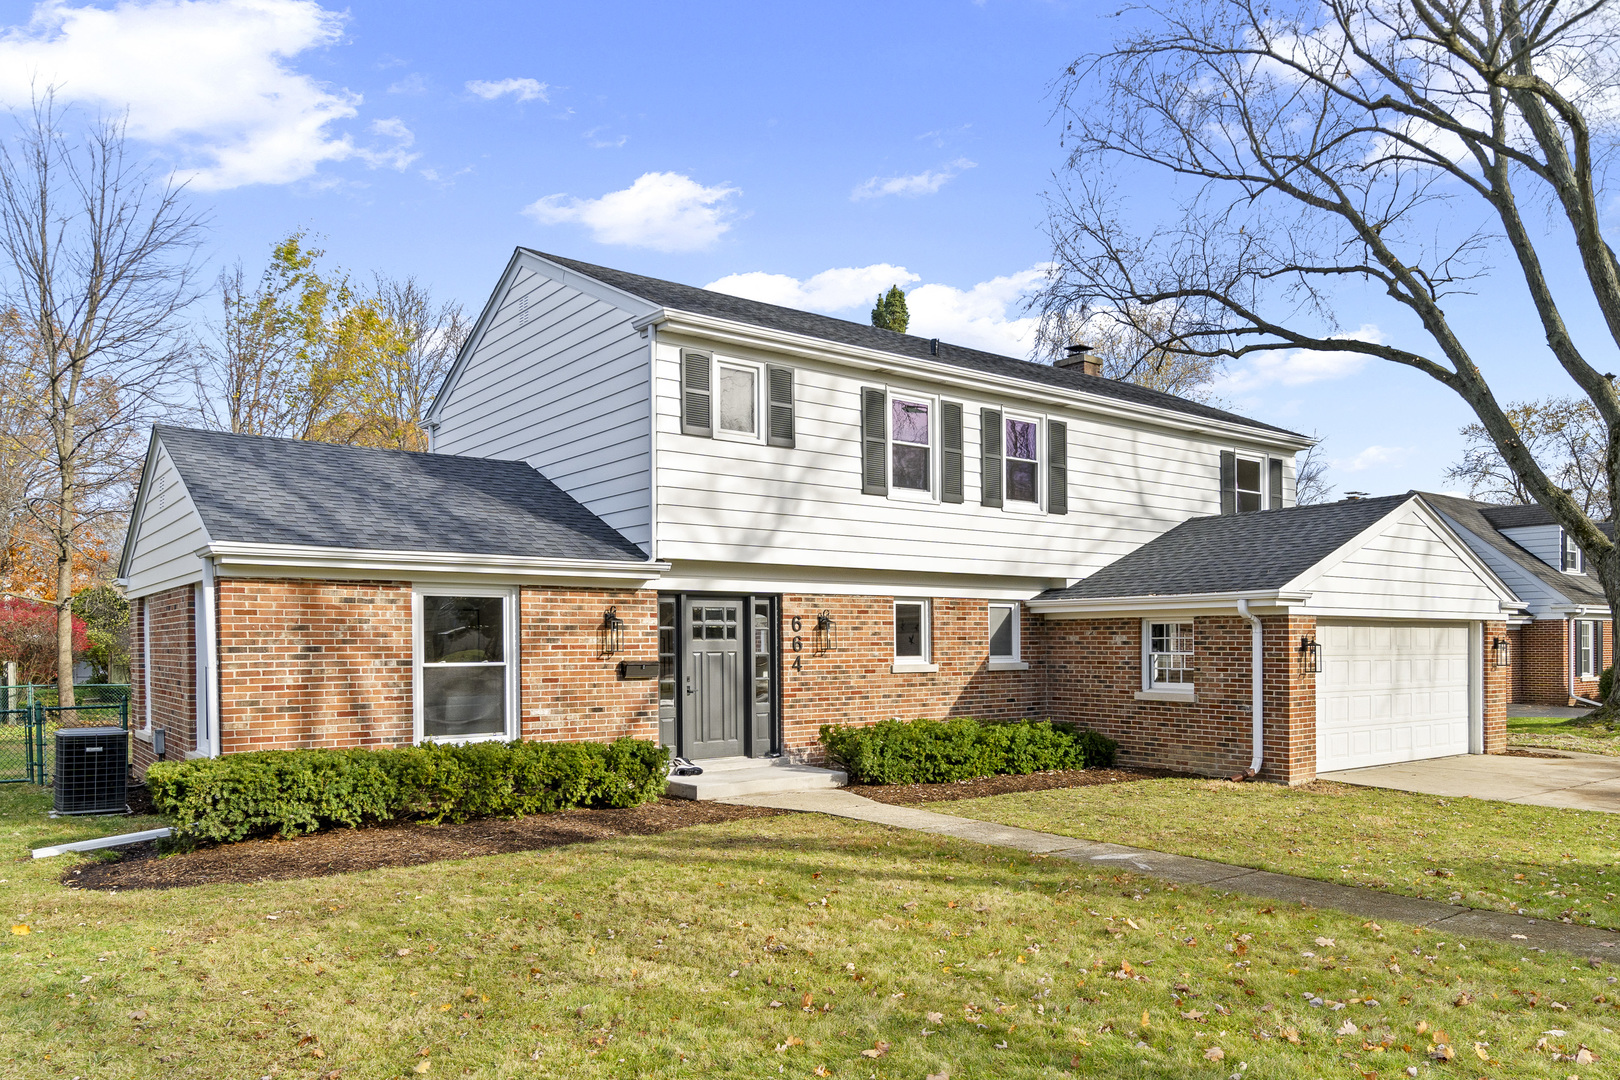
869,285,909,333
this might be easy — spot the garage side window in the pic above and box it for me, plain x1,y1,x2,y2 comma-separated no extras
1144,621,1193,692
418,592,514,742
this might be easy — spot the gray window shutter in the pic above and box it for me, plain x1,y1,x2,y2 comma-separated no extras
1268,457,1283,509
1048,420,1068,516
680,351,712,437
981,407,1003,508
1219,450,1237,516
861,387,887,496
941,401,964,504
766,365,794,448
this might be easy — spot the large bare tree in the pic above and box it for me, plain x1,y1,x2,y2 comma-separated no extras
0,97,201,705
1036,0,1620,703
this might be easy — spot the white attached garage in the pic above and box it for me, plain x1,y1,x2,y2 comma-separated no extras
1315,621,1472,771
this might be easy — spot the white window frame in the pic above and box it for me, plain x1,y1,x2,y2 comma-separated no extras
1234,453,1268,513
887,389,939,503
892,598,937,673
1576,618,1601,679
1002,410,1045,514
987,601,1028,671
1564,530,1585,574
413,585,521,745
1138,619,1195,701
714,357,766,444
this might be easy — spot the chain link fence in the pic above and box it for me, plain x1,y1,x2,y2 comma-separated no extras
0,685,129,785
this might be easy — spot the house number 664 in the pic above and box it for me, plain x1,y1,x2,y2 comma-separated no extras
790,615,804,672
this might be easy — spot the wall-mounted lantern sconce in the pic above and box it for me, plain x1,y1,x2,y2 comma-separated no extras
1298,635,1323,674
814,610,836,654
1492,636,1511,669
601,606,626,657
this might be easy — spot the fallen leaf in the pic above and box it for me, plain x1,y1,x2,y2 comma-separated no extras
901,901,919,911
926,1012,944,1023
1473,1042,1489,1061
1430,1044,1454,1062
1280,1026,1300,1045
1315,937,1335,947
1415,1021,1429,1035
813,1067,829,1078
1576,1046,1597,1064
769,1001,784,1008
1141,1010,1150,1028
802,992,813,1009
9,925,28,936
311,1048,326,1059
1181,1010,1205,1022
1204,1046,1225,1061
1337,1020,1359,1036
128,1010,147,1021
396,948,411,957
859,1040,890,1058
412,1062,431,1075
1454,992,1473,1007
926,1071,949,1080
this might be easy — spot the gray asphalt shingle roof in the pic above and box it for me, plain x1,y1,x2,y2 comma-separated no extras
1419,491,1606,607
527,250,1305,441
1035,494,1413,600
153,425,648,562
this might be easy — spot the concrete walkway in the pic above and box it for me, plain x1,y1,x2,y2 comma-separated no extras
1321,750,1620,813
725,788,1619,959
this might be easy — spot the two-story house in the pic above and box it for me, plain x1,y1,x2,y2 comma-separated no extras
117,249,1521,791
1423,493,1612,707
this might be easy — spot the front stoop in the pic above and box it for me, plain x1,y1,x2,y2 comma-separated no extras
666,756,847,801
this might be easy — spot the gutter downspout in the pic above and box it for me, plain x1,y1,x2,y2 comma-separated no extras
1237,598,1264,779
200,557,221,758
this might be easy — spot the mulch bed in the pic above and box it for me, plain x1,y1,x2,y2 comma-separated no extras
850,765,1183,805
64,798,784,892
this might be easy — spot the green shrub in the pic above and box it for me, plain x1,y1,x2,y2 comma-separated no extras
145,738,668,843
1601,665,1613,703
818,717,1117,785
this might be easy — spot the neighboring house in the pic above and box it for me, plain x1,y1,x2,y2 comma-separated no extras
1422,493,1613,707
117,250,1521,787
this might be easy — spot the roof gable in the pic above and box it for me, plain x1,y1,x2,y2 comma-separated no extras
1418,492,1607,608
147,425,648,563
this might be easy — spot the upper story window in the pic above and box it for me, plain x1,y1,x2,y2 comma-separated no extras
717,361,760,439
1221,451,1283,515
681,350,794,448
891,398,932,492
1563,530,1585,573
1005,416,1040,505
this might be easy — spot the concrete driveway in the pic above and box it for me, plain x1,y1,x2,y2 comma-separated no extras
1320,751,1620,813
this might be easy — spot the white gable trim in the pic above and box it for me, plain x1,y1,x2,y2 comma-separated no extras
117,430,215,598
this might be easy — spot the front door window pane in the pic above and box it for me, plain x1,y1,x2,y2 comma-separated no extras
658,599,676,706
719,365,757,434
1006,418,1038,504
1236,458,1263,512
892,399,931,491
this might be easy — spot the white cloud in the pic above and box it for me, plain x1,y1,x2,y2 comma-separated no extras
465,77,547,102
1217,323,1383,393
524,172,739,252
852,158,975,200
582,126,626,149
705,262,1045,356
387,72,426,95
354,116,417,171
1335,444,1411,473
705,265,920,313
0,0,363,189
905,267,1045,355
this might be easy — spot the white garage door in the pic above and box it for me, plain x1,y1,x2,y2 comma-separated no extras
1316,621,1472,772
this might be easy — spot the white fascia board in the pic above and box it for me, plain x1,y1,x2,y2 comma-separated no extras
200,541,668,583
1027,589,1311,617
637,308,1314,453
1283,496,1523,608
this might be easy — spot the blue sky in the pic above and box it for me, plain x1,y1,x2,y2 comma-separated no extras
0,0,1602,500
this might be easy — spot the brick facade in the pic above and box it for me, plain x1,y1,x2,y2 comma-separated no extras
132,576,1515,787
1040,613,1318,785
130,585,197,774
777,595,1042,762
1509,617,1614,707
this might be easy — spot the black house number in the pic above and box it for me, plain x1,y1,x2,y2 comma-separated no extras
790,615,803,671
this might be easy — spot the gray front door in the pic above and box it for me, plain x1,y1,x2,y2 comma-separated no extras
684,599,745,759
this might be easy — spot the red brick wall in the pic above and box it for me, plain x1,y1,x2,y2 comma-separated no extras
1510,618,1614,706
778,595,1043,763
518,587,658,743
1484,620,1508,754
1040,613,1317,785
131,586,197,775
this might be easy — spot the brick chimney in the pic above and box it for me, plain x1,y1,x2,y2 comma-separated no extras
1055,343,1101,377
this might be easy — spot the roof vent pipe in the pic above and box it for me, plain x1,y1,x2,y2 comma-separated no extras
929,338,939,356
1236,598,1264,779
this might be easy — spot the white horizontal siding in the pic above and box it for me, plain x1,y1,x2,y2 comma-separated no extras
1500,523,1577,576
1436,513,1564,613
652,335,1294,580
433,264,652,551
1301,510,1506,620
124,442,210,598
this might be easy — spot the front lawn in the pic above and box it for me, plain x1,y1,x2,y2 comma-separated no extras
936,778,1620,930
4,782,1620,1078
1510,710,1620,756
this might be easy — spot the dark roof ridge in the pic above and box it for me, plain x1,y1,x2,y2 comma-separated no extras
521,249,1308,442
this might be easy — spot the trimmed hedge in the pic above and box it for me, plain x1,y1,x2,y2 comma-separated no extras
1601,665,1613,703
145,738,668,843
819,717,1118,785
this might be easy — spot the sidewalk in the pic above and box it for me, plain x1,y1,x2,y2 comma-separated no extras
725,789,1620,959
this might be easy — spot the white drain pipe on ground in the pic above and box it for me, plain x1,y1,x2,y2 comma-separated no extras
1237,598,1264,778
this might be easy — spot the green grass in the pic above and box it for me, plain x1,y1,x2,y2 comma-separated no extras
4,783,1620,1078
1509,711,1620,756
935,778,1620,931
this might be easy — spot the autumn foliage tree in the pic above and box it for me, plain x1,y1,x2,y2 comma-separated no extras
0,598,88,685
